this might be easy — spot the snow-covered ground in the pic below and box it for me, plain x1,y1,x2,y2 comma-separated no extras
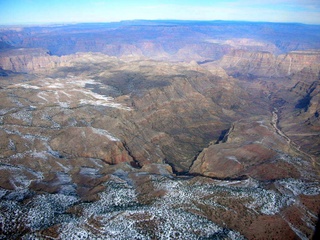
12,77,132,111
1,170,318,239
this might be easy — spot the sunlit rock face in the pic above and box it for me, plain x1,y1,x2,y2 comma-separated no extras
0,48,59,72
0,21,320,239
218,49,320,78
189,116,315,180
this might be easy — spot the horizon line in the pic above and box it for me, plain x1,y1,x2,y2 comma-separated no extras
0,19,319,28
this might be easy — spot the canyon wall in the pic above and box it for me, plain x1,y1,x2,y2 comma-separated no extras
218,49,320,78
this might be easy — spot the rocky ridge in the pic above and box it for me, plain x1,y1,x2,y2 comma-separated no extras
217,49,320,78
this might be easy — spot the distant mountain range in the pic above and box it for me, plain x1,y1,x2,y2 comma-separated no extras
1,20,320,57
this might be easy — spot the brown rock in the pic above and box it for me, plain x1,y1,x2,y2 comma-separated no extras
49,127,132,165
218,49,320,78
190,117,304,180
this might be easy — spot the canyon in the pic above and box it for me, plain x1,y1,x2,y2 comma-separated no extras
0,21,319,239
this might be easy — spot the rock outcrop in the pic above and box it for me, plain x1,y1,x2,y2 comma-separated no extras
189,116,313,180
0,48,58,72
218,49,320,78
50,127,132,165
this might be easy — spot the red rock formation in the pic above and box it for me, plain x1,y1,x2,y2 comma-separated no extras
0,48,59,72
49,127,132,165
190,116,311,180
218,49,320,78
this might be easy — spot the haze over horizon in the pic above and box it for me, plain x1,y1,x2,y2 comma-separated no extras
0,0,320,25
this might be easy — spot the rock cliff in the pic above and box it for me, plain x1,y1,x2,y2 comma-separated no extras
218,49,320,79
189,115,314,180
0,48,58,72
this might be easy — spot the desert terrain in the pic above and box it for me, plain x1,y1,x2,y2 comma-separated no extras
0,21,319,239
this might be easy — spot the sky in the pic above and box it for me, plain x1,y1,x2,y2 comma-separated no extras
0,0,320,25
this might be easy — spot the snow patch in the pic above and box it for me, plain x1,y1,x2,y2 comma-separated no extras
47,82,65,89
227,156,241,164
10,110,32,124
79,167,100,176
55,161,70,172
91,127,120,141
15,83,40,89
67,78,99,88
31,151,48,160
277,179,320,196
256,120,269,129
37,92,49,102
59,102,70,108
0,108,14,116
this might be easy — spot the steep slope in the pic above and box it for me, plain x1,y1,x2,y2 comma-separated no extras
277,80,320,157
213,48,320,161
190,114,316,180
217,49,320,78
0,48,57,72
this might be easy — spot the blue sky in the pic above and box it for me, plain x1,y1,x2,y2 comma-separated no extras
0,0,320,25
